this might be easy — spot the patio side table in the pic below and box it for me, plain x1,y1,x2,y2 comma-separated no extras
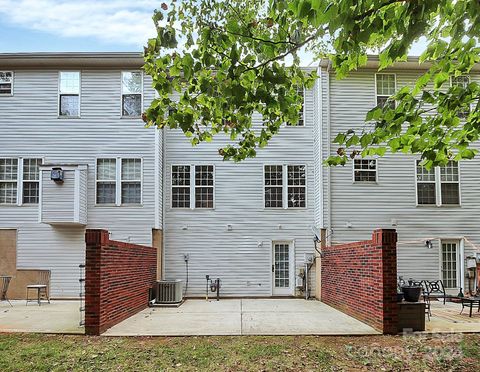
458,297,480,318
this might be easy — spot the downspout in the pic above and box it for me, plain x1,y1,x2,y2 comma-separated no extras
317,64,324,229
326,60,332,245
154,128,160,230
161,127,166,280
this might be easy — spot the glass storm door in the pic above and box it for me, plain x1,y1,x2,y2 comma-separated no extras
272,242,293,296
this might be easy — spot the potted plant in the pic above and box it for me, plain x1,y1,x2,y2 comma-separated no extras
401,280,422,302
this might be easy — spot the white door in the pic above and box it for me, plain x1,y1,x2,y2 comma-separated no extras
272,242,293,296
441,240,461,289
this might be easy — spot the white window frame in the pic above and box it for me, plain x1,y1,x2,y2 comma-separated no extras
286,87,306,127
121,71,143,118
95,157,143,206
0,157,42,206
374,73,396,108
58,71,81,117
450,75,471,118
0,71,14,96
120,158,143,205
21,158,42,205
263,164,307,209
352,158,378,183
414,160,461,207
170,164,215,209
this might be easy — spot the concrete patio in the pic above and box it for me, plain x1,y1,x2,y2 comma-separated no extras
426,300,480,333
0,300,83,334
103,298,380,336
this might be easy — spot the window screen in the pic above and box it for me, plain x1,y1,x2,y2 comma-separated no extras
122,71,142,117
354,159,377,182
265,165,283,208
59,72,80,116
172,165,191,208
287,165,306,208
0,158,18,204
22,158,41,204
0,71,13,95
195,165,214,208
375,74,396,108
96,159,116,204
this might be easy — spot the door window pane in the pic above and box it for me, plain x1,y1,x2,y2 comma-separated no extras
274,244,290,288
441,242,458,288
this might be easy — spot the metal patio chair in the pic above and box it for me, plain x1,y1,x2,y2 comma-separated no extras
26,270,50,306
1,276,13,307
424,280,450,305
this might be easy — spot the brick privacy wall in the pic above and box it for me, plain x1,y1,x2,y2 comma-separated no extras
321,229,398,334
85,229,156,335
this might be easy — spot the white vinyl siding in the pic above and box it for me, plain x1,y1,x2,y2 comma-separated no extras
58,71,80,117
353,159,377,182
121,71,142,117
0,71,13,95
416,161,460,206
375,73,396,108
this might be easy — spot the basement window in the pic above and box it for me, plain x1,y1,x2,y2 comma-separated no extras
59,71,80,117
0,71,13,95
121,71,142,117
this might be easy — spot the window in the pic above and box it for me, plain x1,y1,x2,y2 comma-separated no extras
451,75,470,118
121,71,142,117
22,158,41,204
59,72,80,117
353,159,377,182
0,71,13,95
0,159,18,204
441,241,459,288
121,159,142,204
265,164,306,208
96,158,142,205
171,165,215,209
264,165,283,208
96,159,117,204
286,87,305,126
416,161,460,206
375,73,396,108
0,158,41,205
287,165,306,208
195,165,214,208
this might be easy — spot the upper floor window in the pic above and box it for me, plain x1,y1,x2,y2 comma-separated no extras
59,72,80,117
0,71,13,95
96,158,142,205
375,73,396,108
286,87,305,126
122,71,142,117
0,158,41,205
416,160,460,206
451,75,470,118
353,159,377,182
264,164,306,208
171,165,214,209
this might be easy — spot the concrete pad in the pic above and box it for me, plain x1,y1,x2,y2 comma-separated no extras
425,301,480,333
104,298,380,336
241,299,379,335
0,300,84,334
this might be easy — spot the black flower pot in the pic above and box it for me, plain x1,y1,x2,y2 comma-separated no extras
402,286,422,302
397,292,404,303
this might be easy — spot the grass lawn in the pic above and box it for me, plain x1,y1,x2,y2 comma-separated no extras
0,333,478,371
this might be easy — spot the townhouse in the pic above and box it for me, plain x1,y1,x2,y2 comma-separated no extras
0,53,478,299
